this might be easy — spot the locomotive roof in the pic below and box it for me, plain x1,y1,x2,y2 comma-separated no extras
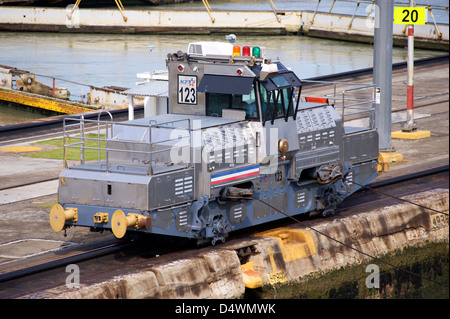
125,113,243,130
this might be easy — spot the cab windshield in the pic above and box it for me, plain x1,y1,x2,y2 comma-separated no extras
259,71,302,124
260,85,294,123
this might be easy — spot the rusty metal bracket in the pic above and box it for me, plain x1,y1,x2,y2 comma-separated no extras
348,1,360,29
428,4,442,39
68,0,127,22
115,0,128,22
202,0,215,23
268,0,281,23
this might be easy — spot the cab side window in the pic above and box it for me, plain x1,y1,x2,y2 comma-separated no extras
206,84,259,121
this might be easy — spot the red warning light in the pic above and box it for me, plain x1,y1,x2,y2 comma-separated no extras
237,68,243,76
178,64,184,72
242,46,251,56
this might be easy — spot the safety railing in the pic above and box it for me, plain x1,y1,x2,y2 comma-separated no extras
68,0,127,22
302,80,377,132
341,83,376,130
309,0,448,36
62,115,192,176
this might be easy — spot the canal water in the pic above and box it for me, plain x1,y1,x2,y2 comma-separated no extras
247,241,449,299
0,0,448,124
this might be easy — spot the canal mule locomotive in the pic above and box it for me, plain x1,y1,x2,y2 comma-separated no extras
50,41,382,245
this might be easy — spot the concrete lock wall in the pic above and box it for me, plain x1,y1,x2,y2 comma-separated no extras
0,7,447,50
39,188,448,299
236,189,449,290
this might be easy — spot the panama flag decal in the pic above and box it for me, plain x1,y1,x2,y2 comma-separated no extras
211,165,260,185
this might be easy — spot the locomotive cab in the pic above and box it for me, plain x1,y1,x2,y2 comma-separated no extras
167,42,303,171
168,42,302,126
201,66,303,127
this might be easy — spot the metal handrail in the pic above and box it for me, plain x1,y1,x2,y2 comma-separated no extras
302,79,376,131
342,85,376,124
63,116,192,176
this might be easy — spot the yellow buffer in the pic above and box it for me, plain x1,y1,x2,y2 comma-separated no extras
377,152,391,175
111,210,151,239
50,204,78,232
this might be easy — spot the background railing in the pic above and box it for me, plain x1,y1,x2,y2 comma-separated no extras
308,0,448,37
302,80,377,132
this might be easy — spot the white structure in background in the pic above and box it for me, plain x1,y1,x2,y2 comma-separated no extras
124,69,168,121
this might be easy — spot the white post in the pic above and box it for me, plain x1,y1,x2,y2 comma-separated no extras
144,96,155,118
128,95,134,121
403,0,416,132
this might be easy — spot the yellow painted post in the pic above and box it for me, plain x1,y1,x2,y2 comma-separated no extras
114,0,128,22
268,0,281,23
202,0,215,23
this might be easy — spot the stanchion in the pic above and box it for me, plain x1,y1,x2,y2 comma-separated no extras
392,0,431,140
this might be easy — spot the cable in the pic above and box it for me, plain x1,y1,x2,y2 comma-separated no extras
350,179,449,216
253,197,449,289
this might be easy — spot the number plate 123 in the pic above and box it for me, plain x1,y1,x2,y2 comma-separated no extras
178,75,197,105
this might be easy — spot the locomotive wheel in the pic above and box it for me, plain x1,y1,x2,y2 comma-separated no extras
211,237,225,246
322,208,335,217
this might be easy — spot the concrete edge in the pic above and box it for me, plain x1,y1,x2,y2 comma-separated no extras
246,188,449,289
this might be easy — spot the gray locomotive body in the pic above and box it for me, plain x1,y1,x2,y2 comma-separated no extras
50,42,381,245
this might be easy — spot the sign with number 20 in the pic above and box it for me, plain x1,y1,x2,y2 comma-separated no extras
394,7,427,25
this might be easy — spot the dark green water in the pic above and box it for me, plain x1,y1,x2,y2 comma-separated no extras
246,241,449,299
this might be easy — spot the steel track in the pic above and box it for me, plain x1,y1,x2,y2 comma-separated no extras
0,238,130,284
